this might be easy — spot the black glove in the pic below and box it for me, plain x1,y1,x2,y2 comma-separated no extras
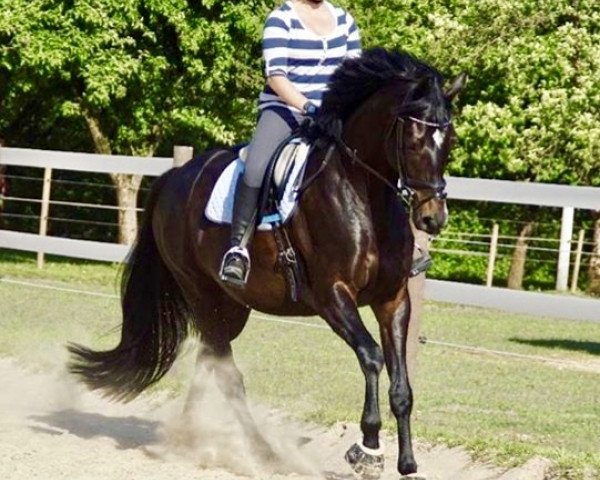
302,101,319,119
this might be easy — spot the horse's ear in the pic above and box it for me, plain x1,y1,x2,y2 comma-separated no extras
445,72,467,101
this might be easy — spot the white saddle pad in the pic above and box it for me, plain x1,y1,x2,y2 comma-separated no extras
205,141,311,230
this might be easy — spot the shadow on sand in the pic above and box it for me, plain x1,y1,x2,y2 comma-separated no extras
30,410,160,449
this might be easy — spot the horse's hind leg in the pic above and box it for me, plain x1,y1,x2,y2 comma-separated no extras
210,339,277,461
184,285,275,461
183,343,217,415
183,295,253,411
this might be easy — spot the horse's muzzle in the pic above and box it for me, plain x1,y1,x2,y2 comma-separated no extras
413,199,447,235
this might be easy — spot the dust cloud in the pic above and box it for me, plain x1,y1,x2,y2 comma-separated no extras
147,364,322,477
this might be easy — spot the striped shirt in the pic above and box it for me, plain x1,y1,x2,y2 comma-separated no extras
259,0,361,113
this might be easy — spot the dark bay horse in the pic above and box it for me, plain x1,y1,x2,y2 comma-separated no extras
69,48,465,479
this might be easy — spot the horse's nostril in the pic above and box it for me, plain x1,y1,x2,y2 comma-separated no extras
421,215,442,234
423,216,436,229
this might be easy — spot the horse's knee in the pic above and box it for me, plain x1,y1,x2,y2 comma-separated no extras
389,383,412,417
357,344,384,376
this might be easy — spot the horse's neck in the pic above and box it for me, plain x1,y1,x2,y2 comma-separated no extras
340,93,398,214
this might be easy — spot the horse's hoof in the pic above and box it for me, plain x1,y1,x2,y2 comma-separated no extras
345,442,385,480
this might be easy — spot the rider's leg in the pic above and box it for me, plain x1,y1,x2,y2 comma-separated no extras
243,108,301,189
219,179,261,287
220,108,301,287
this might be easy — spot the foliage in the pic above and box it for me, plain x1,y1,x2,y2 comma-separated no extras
351,0,600,185
2,0,597,176
0,0,273,154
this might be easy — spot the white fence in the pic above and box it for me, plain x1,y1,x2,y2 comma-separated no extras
1,146,599,322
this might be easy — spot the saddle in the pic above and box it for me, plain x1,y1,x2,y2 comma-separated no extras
205,136,312,230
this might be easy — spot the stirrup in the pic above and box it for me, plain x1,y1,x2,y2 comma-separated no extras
219,246,251,287
409,251,432,277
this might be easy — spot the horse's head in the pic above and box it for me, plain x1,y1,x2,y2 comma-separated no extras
318,49,466,235
391,72,466,235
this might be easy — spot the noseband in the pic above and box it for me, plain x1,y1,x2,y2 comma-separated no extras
394,116,450,210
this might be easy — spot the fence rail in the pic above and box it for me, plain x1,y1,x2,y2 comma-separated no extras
1,146,599,321
0,147,173,175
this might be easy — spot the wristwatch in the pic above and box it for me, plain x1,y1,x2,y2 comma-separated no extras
302,101,318,117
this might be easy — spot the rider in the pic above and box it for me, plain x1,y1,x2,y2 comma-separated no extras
220,0,361,287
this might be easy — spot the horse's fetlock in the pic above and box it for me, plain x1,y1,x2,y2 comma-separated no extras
361,417,382,438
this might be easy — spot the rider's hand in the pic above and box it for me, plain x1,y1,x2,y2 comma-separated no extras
302,101,319,119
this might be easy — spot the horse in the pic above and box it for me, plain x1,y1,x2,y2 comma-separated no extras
68,48,465,479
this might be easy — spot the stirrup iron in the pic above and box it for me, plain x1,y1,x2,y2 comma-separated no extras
220,246,251,287
410,243,432,278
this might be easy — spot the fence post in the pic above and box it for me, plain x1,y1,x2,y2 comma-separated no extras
37,167,53,269
570,229,585,293
173,145,194,167
556,207,574,291
486,223,499,287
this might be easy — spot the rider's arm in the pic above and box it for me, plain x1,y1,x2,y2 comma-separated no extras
267,75,310,112
262,12,312,114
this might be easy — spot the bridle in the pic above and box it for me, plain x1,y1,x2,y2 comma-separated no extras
393,116,451,210
333,115,451,211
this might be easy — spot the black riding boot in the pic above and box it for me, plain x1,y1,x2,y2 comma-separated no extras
219,179,261,288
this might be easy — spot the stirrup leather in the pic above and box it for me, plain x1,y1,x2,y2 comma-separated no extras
219,246,251,287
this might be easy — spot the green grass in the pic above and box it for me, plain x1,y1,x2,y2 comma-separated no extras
0,252,598,479
0,249,121,288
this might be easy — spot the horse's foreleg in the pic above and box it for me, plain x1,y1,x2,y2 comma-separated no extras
372,288,419,478
321,283,385,478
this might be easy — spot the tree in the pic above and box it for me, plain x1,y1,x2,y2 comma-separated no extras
0,0,269,243
507,221,535,290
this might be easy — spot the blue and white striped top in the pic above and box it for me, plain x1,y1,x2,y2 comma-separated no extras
259,0,361,113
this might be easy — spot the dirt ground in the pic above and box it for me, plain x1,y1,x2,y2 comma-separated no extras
0,358,551,480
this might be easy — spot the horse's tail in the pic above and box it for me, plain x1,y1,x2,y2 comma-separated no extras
68,169,191,401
